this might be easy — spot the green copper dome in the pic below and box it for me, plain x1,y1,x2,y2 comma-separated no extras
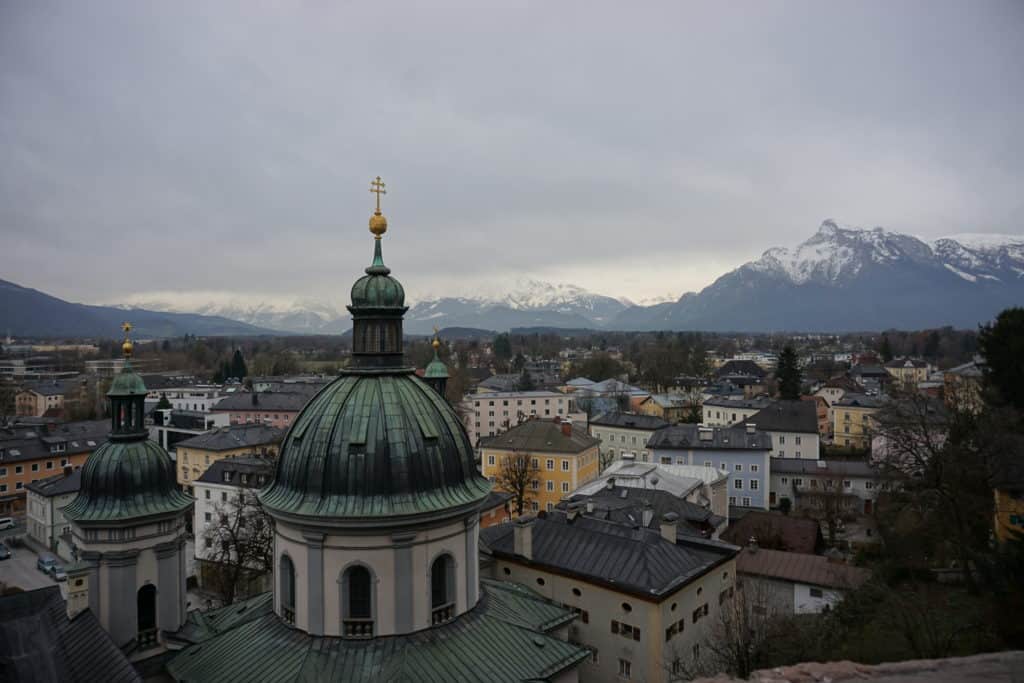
350,240,406,309
260,370,490,521
108,359,148,396
63,439,192,523
424,355,449,380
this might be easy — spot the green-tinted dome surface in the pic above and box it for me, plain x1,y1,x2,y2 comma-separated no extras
424,357,449,379
63,439,192,522
350,273,405,309
108,363,148,396
260,371,490,520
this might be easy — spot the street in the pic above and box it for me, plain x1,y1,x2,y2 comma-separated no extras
0,542,65,594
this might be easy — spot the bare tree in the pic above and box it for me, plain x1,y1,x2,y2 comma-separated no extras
201,490,275,606
665,579,782,681
493,450,539,516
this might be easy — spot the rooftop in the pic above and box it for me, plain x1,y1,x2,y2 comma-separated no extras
647,424,773,451
835,393,884,409
771,457,878,478
26,467,82,497
481,511,738,599
736,546,871,590
589,412,669,431
702,396,773,410
196,456,275,486
559,485,726,536
176,424,285,452
212,392,310,412
721,510,823,555
0,586,140,683
166,581,589,683
478,419,599,454
746,400,819,434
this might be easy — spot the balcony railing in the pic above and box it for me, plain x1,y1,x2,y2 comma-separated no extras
137,627,159,650
343,619,374,638
431,603,455,625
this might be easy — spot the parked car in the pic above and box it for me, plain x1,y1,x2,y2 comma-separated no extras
37,553,59,574
0,517,15,531
51,564,67,581
0,544,11,560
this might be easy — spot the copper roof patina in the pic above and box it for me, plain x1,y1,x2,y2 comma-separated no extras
165,580,589,683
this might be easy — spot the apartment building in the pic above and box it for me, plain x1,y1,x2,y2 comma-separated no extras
701,397,771,427
832,394,883,450
588,412,668,466
463,390,577,445
176,424,283,494
479,419,600,514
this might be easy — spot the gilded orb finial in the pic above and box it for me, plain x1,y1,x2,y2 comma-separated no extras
432,325,441,350
369,175,388,238
121,321,134,358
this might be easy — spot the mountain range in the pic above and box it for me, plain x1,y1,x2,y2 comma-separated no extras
3,221,1022,338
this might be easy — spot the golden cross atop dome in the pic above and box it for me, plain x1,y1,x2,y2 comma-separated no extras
121,321,134,358
369,176,386,212
122,321,132,335
368,175,388,238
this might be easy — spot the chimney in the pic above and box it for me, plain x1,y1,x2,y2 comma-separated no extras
641,500,654,528
745,423,756,434
605,477,616,491
560,420,572,437
63,464,72,477
585,500,594,514
660,512,679,543
513,515,536,560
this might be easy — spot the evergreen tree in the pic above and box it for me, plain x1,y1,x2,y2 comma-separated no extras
879,334,894,362
517,369,535,391
493,333,512,363
230,349,248,379
776,345,802,400
156,393,172,410
979,307,1024,412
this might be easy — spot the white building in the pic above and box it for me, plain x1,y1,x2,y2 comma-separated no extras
25,466,81,561
587,412,669,466
736,545,870,615
746,400,821,460
770,457,883,515
702,397,771,427
462,390,581,445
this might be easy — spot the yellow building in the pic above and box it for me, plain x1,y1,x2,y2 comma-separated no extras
176,424,283,493
479,418,600,514
832,394,882,450
993,459,1024,543
884,358,930,387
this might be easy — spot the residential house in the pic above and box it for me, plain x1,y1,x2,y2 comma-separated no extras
701,397,771,427
462,390,577,445
849,364,890,395
479,419,601,514
832,394,883,450
0,419,107,516
15,380,70,417
992,456,1024,543
210,391,309,429
736,545,870,615
814,375,864,407
770,458,882,515
481,512,739,683
577,460,731,521
193,456,275,596
637,394,693,423
25,466,81,560
479,490,513,529
801,395,831,438
746,400,821,459
720,510,824,555
647,424,773,509
175,424,283,494
885,358,931,387
588,412,669,466
944,358,985,414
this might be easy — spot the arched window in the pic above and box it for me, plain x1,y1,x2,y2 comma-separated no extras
137,584,158,649
341,565,374,638
280,554,296,624
430,554,455,625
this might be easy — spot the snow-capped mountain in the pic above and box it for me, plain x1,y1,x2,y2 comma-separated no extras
116,293,350,334
611,220,1024,331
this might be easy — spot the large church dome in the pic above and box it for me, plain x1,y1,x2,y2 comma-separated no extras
260,186,489,524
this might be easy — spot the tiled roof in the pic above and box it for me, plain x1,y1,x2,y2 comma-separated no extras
589,412,669,431
478,419,599,454
736,546,871,590
26,468,82,497
0,586,140,683
746,400,819,434
647,424,772,451
176,424,284,452
481,511,737,599
559,486,726,535
835,393,883,409
165,581,589,683
212,392,310,412
720,511,823,555
770,458,877,478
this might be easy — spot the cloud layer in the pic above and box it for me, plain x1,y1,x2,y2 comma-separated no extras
2,1,1022,307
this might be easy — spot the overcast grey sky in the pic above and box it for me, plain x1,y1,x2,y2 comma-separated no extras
2,1,1022,308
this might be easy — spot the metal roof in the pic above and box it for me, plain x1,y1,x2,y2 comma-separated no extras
559,486,726,534
260,372,491,520
770,457,877,477
647,424,772,451
737,547,871,590
478,419,600,454
26,468,82,497
176,424,284,452
746,400,819,434
589,412,669,431
212,392,311,412
480,511,737,599
166,581,589,682
0,586,140,683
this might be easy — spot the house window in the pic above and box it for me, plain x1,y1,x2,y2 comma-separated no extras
735,464,743,472
865,481,875,489
205,512,212,522
546,459,554,471
431,554,456,625
31,464,39,472
779,435,785,444
546,481,554,492
342,565,374,638
795,436,802,445
750,464,759,473
729,496,736,505
794,478,803,486
750,480,759,490
561,460,569,472
487,455,495,466
618,659,632,678
844,480,852,489
781,477,788,484
734,479,743,490
561,482,570,493
742,497,751,506
205,490,211,500
531,458,539,469
809,587,823,598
